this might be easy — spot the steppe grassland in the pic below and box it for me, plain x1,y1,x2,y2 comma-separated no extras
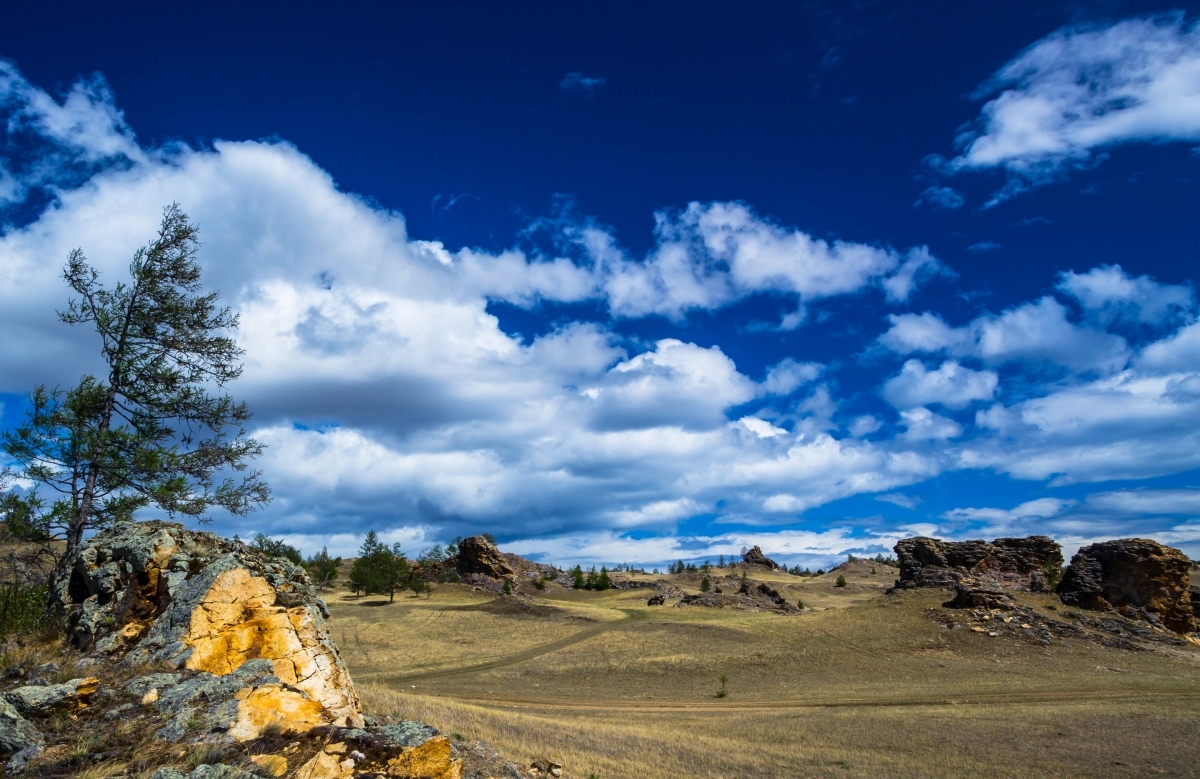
326,561,1200,778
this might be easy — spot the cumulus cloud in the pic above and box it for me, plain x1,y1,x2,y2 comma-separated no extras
762,358,822,396
882,359,998,409
948,15,1200,199
1057,264,1194,324
589,201,945,320
3,58,1200,564
899,407,962,441
0,60,953,554
881,297,1129,373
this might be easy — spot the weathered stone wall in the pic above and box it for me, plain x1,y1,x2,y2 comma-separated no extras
1057,538,1196,634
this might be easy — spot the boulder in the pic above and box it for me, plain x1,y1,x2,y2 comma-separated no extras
893,536,1062,591
1057,539,1196,634
742,546,781,570
0,698,42,755
3,677,98,717
646,594,666,606
454,536,514,580
942,583,1016,611
53,520,362,739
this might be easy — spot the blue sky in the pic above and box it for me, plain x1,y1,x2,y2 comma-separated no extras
2,2,1200,566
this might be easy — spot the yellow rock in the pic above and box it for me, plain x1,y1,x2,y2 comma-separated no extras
74,677,100,699
141,688,159,705
386,735,463,779
181,567,361,723
229,683,330,741
294,750,350,779
250,754,289,777
325,742,347,755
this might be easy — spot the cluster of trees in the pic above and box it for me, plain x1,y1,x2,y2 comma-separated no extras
668,560,713,575
570,565,611,590
786,565,826,576
345,531,431,602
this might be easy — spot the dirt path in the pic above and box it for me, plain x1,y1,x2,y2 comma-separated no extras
423,687,1200,712
359,607,644,685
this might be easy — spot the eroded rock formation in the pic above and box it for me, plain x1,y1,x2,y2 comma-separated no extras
56,520,360,737
454,536,515,580
742,546,781,570
892,536,1062,592
1057,538,1196,634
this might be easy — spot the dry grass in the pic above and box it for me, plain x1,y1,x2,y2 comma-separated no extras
329,568,1200,779
362,686,1200,779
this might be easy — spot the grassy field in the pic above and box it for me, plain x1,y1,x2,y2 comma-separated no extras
326,561,1200,778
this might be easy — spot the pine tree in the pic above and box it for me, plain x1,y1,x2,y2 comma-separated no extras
700,576,711,593
572,565,585,589
835,575,847,588
2,205,268,563
597,566,611,591
345,530,410,602
305,547,342,590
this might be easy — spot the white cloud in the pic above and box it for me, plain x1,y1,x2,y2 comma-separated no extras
949,16,1200,198
880,297,1129,373
882,359,998,409
942,497,1073,523
913,186,964,210
965,369,1200,485
593,201,944,320
1083,488,1200,515
740,417,788,439
1058,264,1194,324
876,492,921,509
1139,320,1200,371
762,358,822,396
848,415,882,437
899,407,962,441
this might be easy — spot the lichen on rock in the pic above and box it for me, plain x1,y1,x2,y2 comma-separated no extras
55,520,362,740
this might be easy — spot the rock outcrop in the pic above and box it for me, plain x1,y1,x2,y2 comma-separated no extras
742,546,781,570
454,536,515,580
942,583,1016,611
55,520,361,736
0,520,472,778
1057,538,1196,634
892,536,1062,592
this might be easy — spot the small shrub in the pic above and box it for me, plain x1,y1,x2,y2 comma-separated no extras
835,575,847,588
715,674,728,698
502,580,513,595
1043,559,1064,590
795,597,804,609
452,732,466,741
534,575,546,590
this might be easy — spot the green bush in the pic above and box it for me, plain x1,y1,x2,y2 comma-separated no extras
835,575,847,588
699,576,711,593
0,583,59,639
